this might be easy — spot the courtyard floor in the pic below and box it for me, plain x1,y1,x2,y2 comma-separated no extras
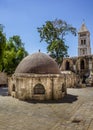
0,87,93,130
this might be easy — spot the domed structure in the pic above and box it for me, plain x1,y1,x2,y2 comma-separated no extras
8,52,67,101
15,52,60,74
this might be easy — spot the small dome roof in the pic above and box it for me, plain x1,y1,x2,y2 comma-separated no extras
15,52,60,74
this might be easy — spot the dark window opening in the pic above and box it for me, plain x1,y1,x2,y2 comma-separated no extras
65,61,70,70
81,40,83,45
34,84,45,94
84,40,86,45
80,60,85,70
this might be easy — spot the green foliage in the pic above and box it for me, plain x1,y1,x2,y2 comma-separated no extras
0,24,6,61
0,24,28,74
0,24,6,71
2,35,28,74
37,19,77,65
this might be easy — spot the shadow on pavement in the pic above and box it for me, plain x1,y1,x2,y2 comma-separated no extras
0,87,78,103
23,94,78,104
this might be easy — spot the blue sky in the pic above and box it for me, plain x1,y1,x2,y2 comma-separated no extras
0,0,93,56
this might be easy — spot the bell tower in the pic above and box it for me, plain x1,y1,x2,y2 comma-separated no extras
78,23,91,56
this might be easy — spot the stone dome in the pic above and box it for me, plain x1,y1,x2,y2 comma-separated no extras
15,52,61,74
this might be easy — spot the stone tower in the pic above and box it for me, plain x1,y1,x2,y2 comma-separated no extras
78,23,91,56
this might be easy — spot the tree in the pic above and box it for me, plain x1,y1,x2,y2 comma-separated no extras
0,24,6,71
2,35,28,74
37,19,77,65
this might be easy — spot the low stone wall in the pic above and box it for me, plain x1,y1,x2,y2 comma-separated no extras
61,71,80,88
0,72,8,86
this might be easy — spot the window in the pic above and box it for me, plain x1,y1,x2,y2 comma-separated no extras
81,40,83,45
34,84,45,94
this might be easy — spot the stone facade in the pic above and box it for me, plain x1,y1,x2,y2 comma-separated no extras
60,55,93,87
8,72,79,100
8,73,65,100
62,71,80,88
61,55,93,77
61,23,93,87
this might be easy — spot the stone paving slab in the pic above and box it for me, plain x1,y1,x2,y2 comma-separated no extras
0,87,93,130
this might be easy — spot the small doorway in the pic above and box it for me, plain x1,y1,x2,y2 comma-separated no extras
65,61,70,70
80,59,85,70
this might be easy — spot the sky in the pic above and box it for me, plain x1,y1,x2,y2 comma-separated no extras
0,0,93,56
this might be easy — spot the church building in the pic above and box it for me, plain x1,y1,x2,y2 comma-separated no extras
61,23,93,84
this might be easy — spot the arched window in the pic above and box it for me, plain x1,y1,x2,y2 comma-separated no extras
34,84,45,94
84,39,86,45
65,61,70,70
12,84,15,91
81,40,83,45
80,59,85,70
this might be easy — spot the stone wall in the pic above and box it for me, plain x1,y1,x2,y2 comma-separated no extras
8,72,79,100
61,55,93,77
61,71,79,88
8,74,67,100
0,72,8,86
60,58,74,71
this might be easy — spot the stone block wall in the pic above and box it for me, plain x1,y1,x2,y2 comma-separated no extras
61,55,93,77
0,72,8,86
8,72,79,100
8,74,67,100
61,71,79,88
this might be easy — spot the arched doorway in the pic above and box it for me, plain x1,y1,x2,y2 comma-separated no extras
65,61,70,70
80,59,85,70
34,84,45,94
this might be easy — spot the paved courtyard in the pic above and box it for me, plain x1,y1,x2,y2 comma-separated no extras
0,87,93,130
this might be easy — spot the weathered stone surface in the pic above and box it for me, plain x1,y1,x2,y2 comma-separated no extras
15,52,60,74
8,72,79,100
8,74,67,100
0,87,93,130
61,55,93,76
0,72,7,86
